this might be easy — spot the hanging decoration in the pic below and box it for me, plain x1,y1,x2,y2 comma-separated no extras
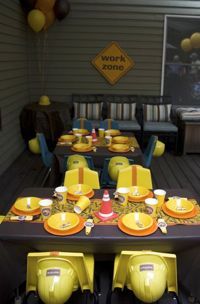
190,32,200,49
180,38,192,52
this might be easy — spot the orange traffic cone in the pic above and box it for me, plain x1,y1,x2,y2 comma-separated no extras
94,190,118,221
91,128,97,142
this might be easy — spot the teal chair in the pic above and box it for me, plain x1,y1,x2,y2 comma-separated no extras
100,119,119,130
72,118,92,132
143,135,158,168
100,157,134,188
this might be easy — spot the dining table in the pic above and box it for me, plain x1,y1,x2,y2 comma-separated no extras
0,187,200,303
53,132,144,172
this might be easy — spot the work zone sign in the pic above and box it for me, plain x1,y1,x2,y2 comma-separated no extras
92,41,134,85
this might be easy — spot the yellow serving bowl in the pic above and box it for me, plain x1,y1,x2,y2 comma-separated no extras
105,129,121,136
47,212,80,231
110,144,130,152
72,143,91,151
73,129,89,135
67,184,92,197
128,186,150,200
122,212,153,231
166,198,194,214
14,197,41,212
59,135,76,142
112,136,129,144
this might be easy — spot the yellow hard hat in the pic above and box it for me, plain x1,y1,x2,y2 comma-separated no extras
28,137,41,154
108,156,130,182
67,154,88,170
39,95,51,106
37,258,77,304
153,140,165,157
129,254,167,303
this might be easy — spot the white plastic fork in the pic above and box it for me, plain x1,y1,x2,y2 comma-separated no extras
27,197,31,209
134,212,143,228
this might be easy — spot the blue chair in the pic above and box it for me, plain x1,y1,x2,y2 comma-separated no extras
100,119,119,130
72,118,92,132
100,157,134,188
37,133,53,168
143,135,158,168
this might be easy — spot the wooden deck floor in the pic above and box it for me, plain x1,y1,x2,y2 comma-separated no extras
0,150,199,212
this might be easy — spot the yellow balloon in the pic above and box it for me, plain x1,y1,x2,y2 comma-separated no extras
27,9,45,32
36,0,56,14
181,38,192,52
190,32,200,48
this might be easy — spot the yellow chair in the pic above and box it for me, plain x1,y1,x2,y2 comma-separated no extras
64,167,100,189
112,250,178,303
116,165,153,190
26,252,94,304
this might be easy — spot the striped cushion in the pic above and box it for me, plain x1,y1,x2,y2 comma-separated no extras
74,102,103,120
143,104,172,122
108,103,136,120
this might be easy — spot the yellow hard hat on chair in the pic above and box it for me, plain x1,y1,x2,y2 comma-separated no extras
28,137,41,154
108,156,130,182
67,155,88,170
153,140,165,157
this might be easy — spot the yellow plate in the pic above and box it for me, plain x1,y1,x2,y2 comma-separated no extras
73,129,89,135
72,143,90,150
47,212,80,231
105,129,121,136
128,186,150,200
110,144,130,152
112,136,129,144
165,198,194,214
122,212,153,231
59,134,76,142
14,197,41,212
67,184,93,197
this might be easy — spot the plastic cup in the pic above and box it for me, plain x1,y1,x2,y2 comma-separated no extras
154,189,166,208
145,198,158,217
115,187,130,207
74,196,90,214
39,199,53,220
98,128,105,138
86,135,93,146
54,186,67,210
105,135,112,147
75,133,82,143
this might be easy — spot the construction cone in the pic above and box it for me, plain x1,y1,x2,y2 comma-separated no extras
91,128,97,142
94,190,118,221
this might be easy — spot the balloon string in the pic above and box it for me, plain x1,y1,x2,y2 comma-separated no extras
36,30,48,96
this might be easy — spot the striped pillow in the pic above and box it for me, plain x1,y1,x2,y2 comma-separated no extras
74,102,103,120
109,103,136,120
143,104,172,122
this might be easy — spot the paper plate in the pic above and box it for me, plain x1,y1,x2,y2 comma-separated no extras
44,216,85,236
122,212,153,231
73,129,89,135
108,144,130,153
47,212,80,231
105,129,121,136
162,204,198,219
58,134,76,142
112,136,129,144
67,184,93,197
165,198,194,214
71,143,93,152
67,190,94,201
14,197,41,212
118,217,157,236
11,206,41,216
128,191,153,202
128,186,150,200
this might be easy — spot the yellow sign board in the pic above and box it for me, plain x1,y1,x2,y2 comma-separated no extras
92,41,134,85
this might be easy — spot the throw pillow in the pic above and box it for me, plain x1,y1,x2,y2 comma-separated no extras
73,102,103,120
108,103,136,120
143,104,172,122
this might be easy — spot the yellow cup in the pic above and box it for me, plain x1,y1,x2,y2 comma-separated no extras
105,135,112,147
75,133,82,143
154,189,166,208
98,128,105,138
145,198,158,217
39,199,53,220
54,186,67,210
115,187,130,207
74,196,90,214
86,135,93,146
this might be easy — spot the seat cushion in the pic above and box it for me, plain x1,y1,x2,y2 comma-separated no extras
73,102,103,120
143,104,172,122
116,120,141,131
108,103,136,120
143,122,178,132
